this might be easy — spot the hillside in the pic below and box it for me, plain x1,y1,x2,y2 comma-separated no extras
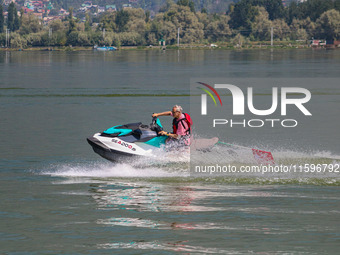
50,0,236,14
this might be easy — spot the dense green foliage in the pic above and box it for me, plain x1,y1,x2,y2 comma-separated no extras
7,3,19,32
1,0,339,48
287,0,340,23
0,5,4,34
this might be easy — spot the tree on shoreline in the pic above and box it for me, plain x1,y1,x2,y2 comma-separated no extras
0,5,4,33
14,8,20,31
177,0,196,13
315,9,340,40
250,7,272,41
68,8,76,33
6,3,20,32
115,10,130,32
7,3,15,31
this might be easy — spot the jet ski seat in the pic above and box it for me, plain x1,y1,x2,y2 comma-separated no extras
100,122,141,137
99,117,164,141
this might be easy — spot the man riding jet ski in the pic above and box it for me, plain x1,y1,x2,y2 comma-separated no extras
87,105,218,162
152,105,192,147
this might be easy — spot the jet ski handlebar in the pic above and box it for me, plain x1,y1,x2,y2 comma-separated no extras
150,117,163,134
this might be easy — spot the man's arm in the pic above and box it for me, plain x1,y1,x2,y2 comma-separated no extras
152,111,172,117
158,130,179,139
153,111,177,138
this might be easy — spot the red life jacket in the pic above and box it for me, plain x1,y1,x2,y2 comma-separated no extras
172,113,192,135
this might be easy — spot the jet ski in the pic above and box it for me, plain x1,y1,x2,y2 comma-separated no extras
87,117,168,162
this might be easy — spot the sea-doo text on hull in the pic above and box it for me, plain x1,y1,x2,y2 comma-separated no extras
87,118,167,162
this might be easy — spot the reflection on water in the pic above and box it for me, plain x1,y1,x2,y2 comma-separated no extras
98,240,240,254
92,183,200,212
87,180,340,253
91,181,340,213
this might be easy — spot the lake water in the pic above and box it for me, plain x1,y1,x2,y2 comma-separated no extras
0,49,339,254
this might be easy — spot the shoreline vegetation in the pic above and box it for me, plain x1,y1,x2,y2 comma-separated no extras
0,0,339,50
0,39,338,53
0,40,336,51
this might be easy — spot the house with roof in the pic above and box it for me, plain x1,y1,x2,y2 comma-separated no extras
311,39,326,47
3,0,16,6
105,5,117,12
24,1,35,10
97,6,105,14
23,7,35,14
59,8,69,16
81,2,92,8
122,4,132,9
32,1,44,10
